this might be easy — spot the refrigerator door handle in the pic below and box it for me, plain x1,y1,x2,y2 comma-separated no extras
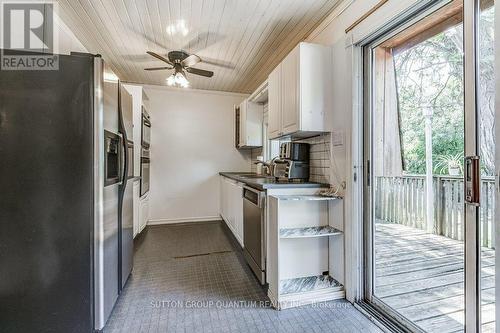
117,83,128,187
118,133,125,185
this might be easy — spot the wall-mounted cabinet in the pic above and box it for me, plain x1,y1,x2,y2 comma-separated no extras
267,42,333,140
235,99,263,148
268,64,282,139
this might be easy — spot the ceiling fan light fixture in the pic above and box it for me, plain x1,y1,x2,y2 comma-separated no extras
175,71,189,87
166,71,189,88
166,74,176,86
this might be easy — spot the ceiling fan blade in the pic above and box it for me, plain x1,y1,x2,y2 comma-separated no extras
201,57,235,69
181,54,201,67
147,51,173,65
127,25,171,50
123,54,153,62
185,67,214,78
182,32,225,53
144,66,173,71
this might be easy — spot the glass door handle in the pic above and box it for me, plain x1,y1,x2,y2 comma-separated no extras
464,156,480,206
496,172,500,193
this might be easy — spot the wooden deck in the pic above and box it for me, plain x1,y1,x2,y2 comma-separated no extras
375,223,495,333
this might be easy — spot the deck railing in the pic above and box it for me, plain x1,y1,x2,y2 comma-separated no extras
374,175,495,248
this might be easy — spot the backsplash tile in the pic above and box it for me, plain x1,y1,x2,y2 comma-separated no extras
250,148,263,173
299,134,331,184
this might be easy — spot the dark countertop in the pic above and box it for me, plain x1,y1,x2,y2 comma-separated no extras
219,172,329,191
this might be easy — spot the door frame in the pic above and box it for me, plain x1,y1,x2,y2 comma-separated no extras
358,0,483,331
463,0,480,331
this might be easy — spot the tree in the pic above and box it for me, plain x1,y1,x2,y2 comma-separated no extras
393,8,494,176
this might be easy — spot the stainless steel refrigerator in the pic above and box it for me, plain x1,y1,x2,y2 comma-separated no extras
0,52,133,332
118,84,134,290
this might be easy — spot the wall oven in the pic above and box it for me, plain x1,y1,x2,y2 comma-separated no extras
140,147,150,196
141,108,151,148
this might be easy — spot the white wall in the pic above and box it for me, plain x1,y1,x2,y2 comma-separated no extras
144,86,251,224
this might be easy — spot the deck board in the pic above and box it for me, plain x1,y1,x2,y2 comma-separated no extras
375,223,495,333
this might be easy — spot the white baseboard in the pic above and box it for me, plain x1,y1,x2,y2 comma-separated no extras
147,216,222,226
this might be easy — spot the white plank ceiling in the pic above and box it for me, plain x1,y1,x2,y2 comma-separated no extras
57,0,341,93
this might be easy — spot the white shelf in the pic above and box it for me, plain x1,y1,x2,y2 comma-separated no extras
280,274,343,295
274,275,345,309
273,195,342,201
279,225,342,238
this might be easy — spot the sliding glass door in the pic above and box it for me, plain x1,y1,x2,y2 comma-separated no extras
478,2,496,332
363,0,495,332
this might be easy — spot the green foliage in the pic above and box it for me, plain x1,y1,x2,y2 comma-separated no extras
393,8,495,176
394,25,465,175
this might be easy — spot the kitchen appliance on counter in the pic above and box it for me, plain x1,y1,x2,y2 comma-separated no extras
273,142,310,181
243,186,266,285
279,142,310,161
273,160,310,180
0,52,132,332
140,109,151,197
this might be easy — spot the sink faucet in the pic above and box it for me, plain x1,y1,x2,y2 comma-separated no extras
254,157,279,176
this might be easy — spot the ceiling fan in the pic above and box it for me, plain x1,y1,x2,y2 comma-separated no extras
144,50,213,88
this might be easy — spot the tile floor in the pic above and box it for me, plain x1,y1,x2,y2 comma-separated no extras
104,221,382,333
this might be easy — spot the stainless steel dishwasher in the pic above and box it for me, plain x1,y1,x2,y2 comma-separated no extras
243,186,266,285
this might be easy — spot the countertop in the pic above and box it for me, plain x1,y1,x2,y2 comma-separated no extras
219,172,329,191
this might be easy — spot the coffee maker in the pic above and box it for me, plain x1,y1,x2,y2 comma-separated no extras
273,142,310,181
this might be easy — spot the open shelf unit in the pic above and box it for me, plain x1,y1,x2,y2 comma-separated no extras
267,193,345,309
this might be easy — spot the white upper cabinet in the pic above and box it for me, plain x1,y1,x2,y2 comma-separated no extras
281,46,300,135
267,42,333,139
237,98,263,148
268,64,282,139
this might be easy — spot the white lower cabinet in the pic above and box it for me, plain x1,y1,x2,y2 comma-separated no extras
231,182,244,247
133,179,140,238
138,193,149,234
220,176,244,247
